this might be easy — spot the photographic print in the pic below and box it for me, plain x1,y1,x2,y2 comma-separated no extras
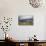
18,16,33,25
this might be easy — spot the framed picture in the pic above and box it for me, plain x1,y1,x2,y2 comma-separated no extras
18,16,33,25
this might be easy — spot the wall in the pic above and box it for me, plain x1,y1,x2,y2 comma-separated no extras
0,0,46,40
44,15,46,40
